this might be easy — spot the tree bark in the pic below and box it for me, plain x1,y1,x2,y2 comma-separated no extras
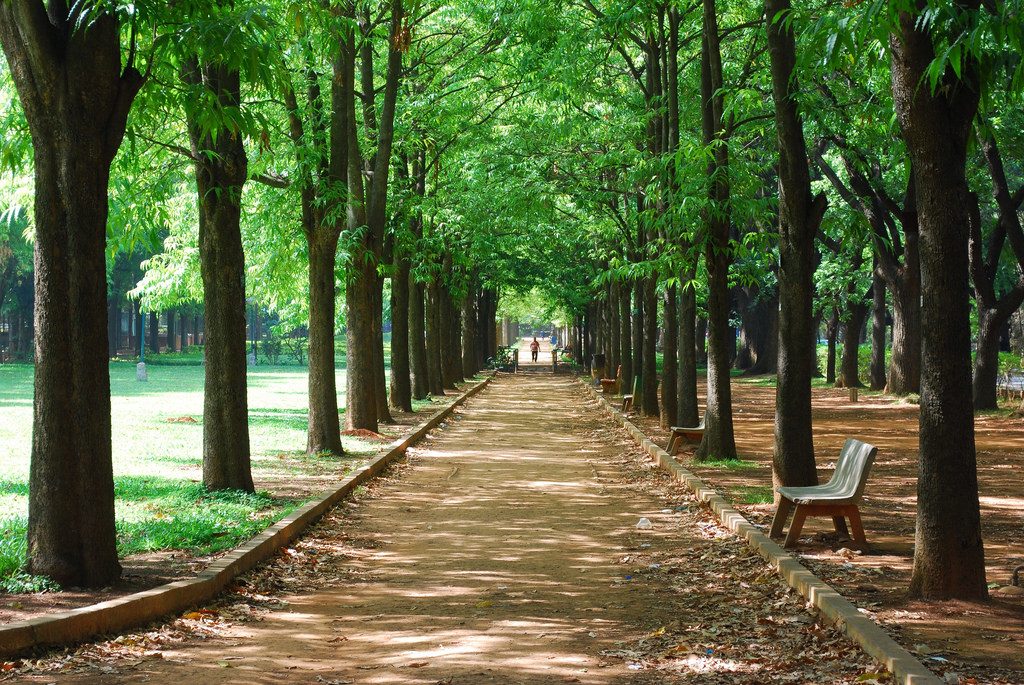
185,58,254,492
870,268,887,390
766,0,825,487
426,278,445,395
661,284,678,428
619,280,633,390
641,275,659,417
825,309,838,384
439,280,459,389
840,299,869,388
0,3,144,586
410,278,429,399
695,0,736,461
148,311,159,353
389,259,413,412
632,280,644,405
462,287,477,378
371,274,394,423
677,276,700,426
890,3,987,600
609,280,620,375
307,232,343,453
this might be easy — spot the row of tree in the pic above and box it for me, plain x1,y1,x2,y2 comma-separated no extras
2,0,1020,605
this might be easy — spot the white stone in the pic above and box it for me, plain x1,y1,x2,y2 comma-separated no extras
136,362,148,382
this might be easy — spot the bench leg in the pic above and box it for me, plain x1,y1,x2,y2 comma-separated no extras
770,498,793,539
832,515,850,539
846,506,866,544
784,505,808,548
667,434,679,455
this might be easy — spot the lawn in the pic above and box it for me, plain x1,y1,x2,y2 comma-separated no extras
0,358,394,592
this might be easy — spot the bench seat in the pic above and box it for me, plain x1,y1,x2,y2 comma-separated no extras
769,438,878,549
667,422,706,454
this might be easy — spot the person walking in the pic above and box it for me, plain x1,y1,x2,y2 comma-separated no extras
530,337,540,362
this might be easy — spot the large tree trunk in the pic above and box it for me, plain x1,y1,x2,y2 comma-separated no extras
870,269,887,390
824,310,838,384
619,281,633,390
608,281,620,375
148,312,159,353
661,284,678,428
677,277,700,426
410,279,429,399
186,59,254,492
346,263,378,429
696,0,736,462
735,286,778,375
306,232,344,452
0,4,143,586
632,280,644,405
766,0,825,488
167,308,177,352
439,280,459,389
840,299,869,388
887,270,921,394
107,297,119,357
891,4,987,600
462,287,477,378
390,259,413,412
641,276,659,417
371,274,393,423
426,278,445,395
695,316,708,365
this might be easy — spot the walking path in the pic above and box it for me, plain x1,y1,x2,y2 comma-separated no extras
20,374,883,684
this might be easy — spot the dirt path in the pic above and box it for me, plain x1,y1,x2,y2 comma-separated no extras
15,374,883,684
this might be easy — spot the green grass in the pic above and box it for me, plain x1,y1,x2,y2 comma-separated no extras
730,485,774,504
687,456,759,470
0,357,394,592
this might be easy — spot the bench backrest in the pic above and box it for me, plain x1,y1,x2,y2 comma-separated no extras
632,375,641,395
827,438,878,501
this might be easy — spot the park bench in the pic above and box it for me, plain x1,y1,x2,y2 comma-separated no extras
601,365,622,394
769,438,878,549
621,375,641,412
666,420,706,454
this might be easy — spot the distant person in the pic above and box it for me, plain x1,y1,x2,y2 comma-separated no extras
551,333,557,347
530,337,540,362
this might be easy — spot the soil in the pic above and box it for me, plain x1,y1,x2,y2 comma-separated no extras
6,374,885,684
625,376,1024,684
0,395,458,625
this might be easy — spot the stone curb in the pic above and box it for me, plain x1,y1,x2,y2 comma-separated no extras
0,374,495,659
581,381,941,685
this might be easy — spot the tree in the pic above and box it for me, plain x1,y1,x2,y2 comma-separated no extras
889,0,987,600
0,0,145,586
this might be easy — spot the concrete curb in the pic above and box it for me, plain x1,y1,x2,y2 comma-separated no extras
581,381,941,685
0,374,495,659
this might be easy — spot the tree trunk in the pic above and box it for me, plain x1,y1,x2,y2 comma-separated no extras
619,281,632,390
371,274,393,423
735,286,778,375
167,308,177,352
891,4,987,600
462,288,477,378
642,276,659,417
661,283,678,428
870,269,887,390
825,310,838,384
677,277,699,426
696,0,736,462
410,278,429,399
0,4,144,586
345,262,378,430
766,0,825,488
307,231,344,453
695,316,708,365
107,297,119,357
887,272,921,394
426,278,445,395
439,281,459,389
840,300,869,388
389,259,413,412
185,59,254,492
148,311,159,353
632,281,644,406
133,300,142,357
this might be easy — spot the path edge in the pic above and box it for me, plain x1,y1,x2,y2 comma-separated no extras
0,374,495,659
581,381,941,685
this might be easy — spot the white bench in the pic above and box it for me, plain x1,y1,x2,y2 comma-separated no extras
666,420,706,454
769,438,878,548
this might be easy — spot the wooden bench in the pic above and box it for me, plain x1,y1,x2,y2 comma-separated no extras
621,375,641,412
666,420,706,454
769,438,878,549
600,365,622,394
